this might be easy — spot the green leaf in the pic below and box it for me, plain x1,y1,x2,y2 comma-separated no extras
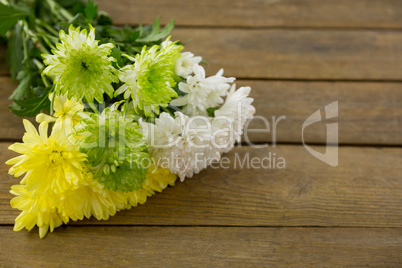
0,4,27,36
85,0,98,20
206,107,219,117
110,46,123,67
9,86,51,117
97,13,113,25
132,46,143,53
122,25,141,42
9,70,32,100
58,0,85,12
137,17,174,42
6,23,24,81
98,25,126,42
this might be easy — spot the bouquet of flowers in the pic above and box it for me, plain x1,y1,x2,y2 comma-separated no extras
1,0,255,238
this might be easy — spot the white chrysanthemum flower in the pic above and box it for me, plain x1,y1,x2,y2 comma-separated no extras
215,84,256,151
170,65,235,116
42,25,118,103
175,52,202,78
140,112,221,181
210,116,234,152
140,112,182,147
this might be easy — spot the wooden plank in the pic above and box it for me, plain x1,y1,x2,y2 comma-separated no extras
0,226,401,267
2,29,402,80
0,77,37,140
243,80,402,145
1,77,401,145
1,144,401,227
97,0,402,29
0,44,8,76
171,28,402,80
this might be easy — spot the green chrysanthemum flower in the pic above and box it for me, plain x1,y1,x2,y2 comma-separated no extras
115,41,183,116
43,25,118,103
161,38,184,73
75,107,151,192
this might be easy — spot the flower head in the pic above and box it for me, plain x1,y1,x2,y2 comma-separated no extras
36,93,84,125
170,65,235,116
160,39,184,72
141,112,220,181
175,52,202,78
57,169,126,222
43,25,118,103
120,163,177,209
7,120,88,196
115,43,181,116
7,119,88,238
9,167,125,238
75,107,151,192
215,84,256,150
9,163,177,238
140,112,182,147
10,184,64,239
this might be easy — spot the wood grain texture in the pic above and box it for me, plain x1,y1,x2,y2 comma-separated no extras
1,77,400,145
0,1,400,266
97,0,402,29
243,80,402,145
0,77,37,140
0,44,7,76
1,143,401,227
171,28,402,80
0,226,401,267
2,29,402,80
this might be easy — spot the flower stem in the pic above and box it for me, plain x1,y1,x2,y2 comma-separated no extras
21,21,30,68
41,73,51,88
36,19,59,37
87,102,100,114
45,0,74,22
49,85,57,115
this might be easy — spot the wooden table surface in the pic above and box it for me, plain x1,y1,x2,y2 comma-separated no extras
1,0,401,267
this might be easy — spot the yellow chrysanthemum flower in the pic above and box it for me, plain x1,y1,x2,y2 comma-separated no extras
57,164,177,221
10,184,65,239
7,120,177,238
6,120,87,196
57,165,177,223
121,164,177,209
57,169,126,222
36,93,84,125
9,169,125,238
144,164,178,193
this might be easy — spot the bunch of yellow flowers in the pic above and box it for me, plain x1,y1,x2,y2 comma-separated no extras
7,95,176,238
